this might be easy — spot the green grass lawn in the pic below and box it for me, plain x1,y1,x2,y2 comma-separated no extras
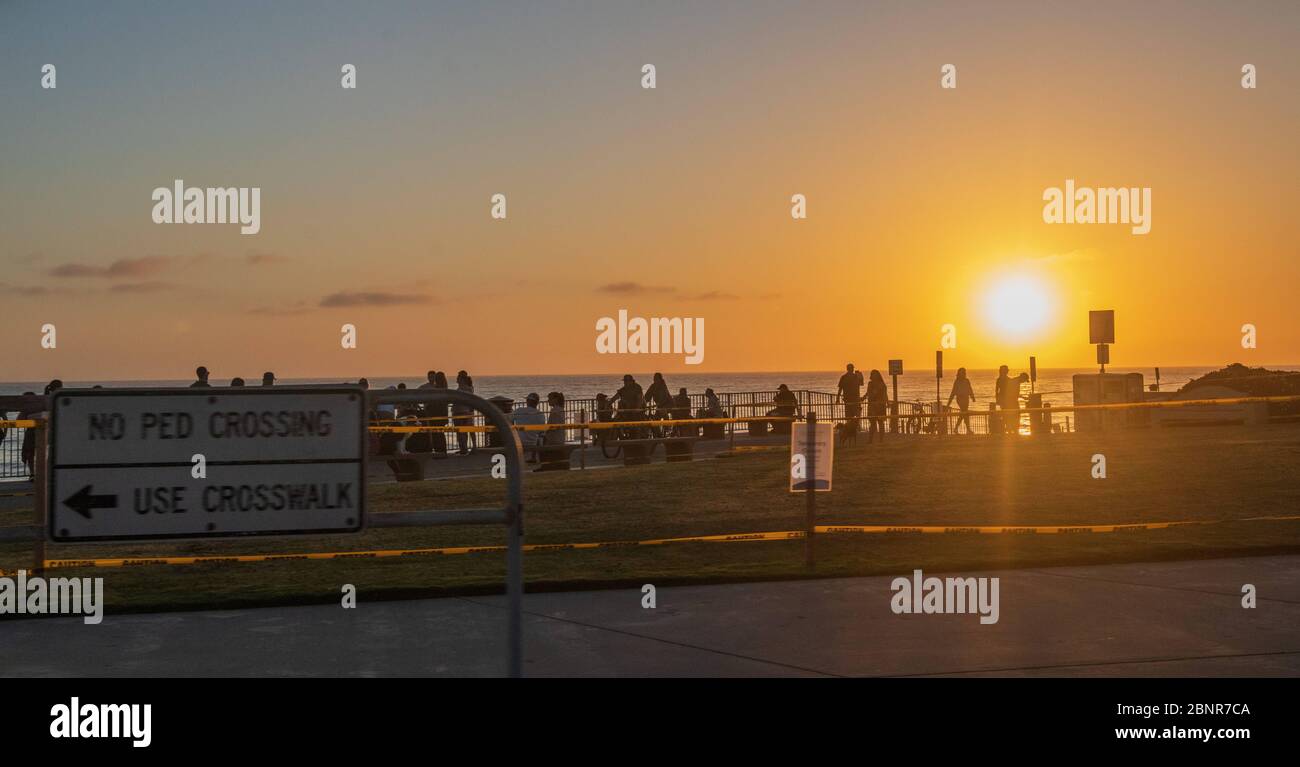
3,423,1299,614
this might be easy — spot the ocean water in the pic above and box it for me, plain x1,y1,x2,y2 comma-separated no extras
4,366,1285,408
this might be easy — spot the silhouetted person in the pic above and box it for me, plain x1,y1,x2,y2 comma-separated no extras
358,377,369,390
867,369,888,442
594,393,615,423
452,371,474,454
191,366,210,388
670,387,692,434
767,384,801,420
995,365,1030,434
377,386,398,420
16,390,38,478
19,381,60,478
612,375,645,421
836,363,865,432
262,371,275,387
645,373,671,418
671,388,691,419
230,377,246,387
545,391,566,446
700,388,725,419
429,372,450,453
512,393,545,461
418,370,437,390
946,367,977,434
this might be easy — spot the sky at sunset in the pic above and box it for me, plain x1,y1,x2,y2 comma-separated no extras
2,1,1297,381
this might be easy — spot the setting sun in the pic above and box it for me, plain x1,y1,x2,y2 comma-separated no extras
984,274,1054,339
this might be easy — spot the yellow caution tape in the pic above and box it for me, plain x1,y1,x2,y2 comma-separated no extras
4,514,1296,575
0,420,38,428
7,530,804,573
816,514,1300,535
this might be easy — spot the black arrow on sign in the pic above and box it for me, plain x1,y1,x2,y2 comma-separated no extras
63,485,118,520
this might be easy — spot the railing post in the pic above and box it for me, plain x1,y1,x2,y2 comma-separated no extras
729,404,736,452
579,409,587,470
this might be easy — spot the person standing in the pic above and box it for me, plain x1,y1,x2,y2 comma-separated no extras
545,391,567,445
452,370,475,454
261,371,275,387
429,371,449,454
190,366,211,388
995,365,1029,434
835,363,865,434
866,369,889,442
946,367,977,434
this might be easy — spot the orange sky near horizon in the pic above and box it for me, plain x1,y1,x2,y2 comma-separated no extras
3,2,1297,381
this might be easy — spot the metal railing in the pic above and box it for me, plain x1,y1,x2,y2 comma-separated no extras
364,388,1076,448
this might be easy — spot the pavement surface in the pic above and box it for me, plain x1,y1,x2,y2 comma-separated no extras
1,555,1296,677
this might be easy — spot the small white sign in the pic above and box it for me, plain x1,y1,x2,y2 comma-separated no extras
790,422,834,492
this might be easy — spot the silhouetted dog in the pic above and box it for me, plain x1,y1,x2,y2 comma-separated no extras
836,420,858,447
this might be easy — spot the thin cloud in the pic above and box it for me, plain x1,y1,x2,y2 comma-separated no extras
687,291,740,301
597,281,677,295
246,252,289,266
320,291,433,308
250,302,313,316
110,281,173,293
1028,249,1095,265
49,255,174,279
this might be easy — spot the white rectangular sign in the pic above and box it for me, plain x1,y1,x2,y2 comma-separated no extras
49,387,366,542
789,422,833,492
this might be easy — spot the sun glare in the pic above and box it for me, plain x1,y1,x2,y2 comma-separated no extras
984,274,1053,338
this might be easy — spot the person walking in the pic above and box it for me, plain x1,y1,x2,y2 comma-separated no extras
946,367,977,434
866,369,889,442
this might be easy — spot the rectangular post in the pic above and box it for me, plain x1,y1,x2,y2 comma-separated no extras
506,504,522,678
729,404,736,452
805,412,816,569
32,419,47,574
890,374,899,433
578,409,587,470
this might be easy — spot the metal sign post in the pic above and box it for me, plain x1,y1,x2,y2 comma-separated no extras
935,350,944,435
367,389,525,678
888,359,902,433
805,413,815,568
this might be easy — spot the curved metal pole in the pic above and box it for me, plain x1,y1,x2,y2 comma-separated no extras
368,389,524,678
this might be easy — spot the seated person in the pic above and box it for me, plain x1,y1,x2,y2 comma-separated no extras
766,384,801,419
510,392,546,462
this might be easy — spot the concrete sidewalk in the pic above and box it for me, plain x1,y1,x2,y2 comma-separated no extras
1,556,1297,677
